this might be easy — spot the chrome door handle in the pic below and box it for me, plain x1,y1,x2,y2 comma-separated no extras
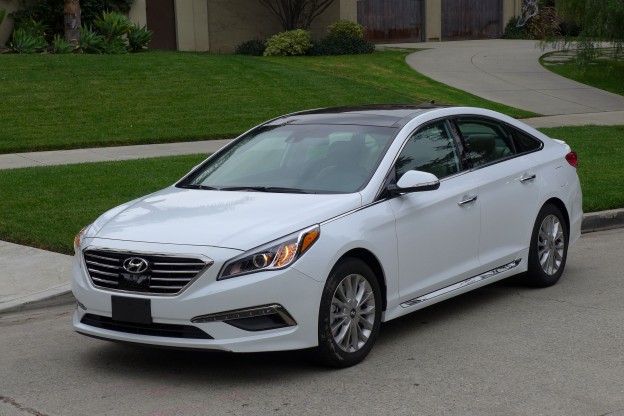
458,195,478,206
519,174,536,183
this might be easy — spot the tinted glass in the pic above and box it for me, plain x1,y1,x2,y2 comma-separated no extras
182,124,396,193
456,119,515,167
507,125,543,152
395,121,460,179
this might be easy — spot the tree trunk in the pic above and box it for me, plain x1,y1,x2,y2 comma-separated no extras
64,0,81,46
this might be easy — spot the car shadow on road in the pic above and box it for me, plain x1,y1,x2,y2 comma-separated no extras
77,274,541,380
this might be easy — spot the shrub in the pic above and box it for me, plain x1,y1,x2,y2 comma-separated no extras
127,23,153,52
264,29,312,56
327,20,365,39
94,10,130,41
52,34,73,54
235,38,266,56
79,25,105,53
9,28,47,53
310,34,375,55
81,0,133,28
502,17,530,39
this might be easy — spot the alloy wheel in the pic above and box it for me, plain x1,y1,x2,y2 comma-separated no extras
330,273,376,353
537,214,565,275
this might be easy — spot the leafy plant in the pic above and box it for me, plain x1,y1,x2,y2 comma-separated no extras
327,20,365,39
235,38,266,56
9,28,48,53
79,25,105,53
81,0,134,28
0,8,6,26
9,0,135,39
53,34,74,54
94,11,130,41
264,29,312,56
127,23,153,52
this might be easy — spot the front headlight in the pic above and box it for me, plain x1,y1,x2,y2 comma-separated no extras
218,225,320,280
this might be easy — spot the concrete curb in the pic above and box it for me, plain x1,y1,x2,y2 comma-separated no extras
581,208,624,234
0,284,74,315
0,209,622,315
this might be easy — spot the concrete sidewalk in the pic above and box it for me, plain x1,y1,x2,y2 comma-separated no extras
0,139,232,170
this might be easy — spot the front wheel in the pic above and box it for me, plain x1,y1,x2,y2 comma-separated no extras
526,204,569,287
316,258,382,368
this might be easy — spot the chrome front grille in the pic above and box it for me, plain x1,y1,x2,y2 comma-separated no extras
83,249,212,295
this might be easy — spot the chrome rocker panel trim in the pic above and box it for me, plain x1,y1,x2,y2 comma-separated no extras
400,259,521,308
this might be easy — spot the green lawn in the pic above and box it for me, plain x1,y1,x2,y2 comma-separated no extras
541,125,624,213
541,53,624,96
0,51,534,154
0,125,622,255
0,154,208,254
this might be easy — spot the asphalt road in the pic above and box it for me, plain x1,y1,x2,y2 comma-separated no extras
1,228,623,416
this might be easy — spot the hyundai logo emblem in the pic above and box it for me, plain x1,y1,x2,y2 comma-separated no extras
122,257,149,274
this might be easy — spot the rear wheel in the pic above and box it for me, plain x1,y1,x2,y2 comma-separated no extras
316,258,382,368
527,204,569,287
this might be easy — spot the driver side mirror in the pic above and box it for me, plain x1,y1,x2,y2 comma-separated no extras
387,170,440,195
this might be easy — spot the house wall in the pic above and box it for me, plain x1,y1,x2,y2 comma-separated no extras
426,0,442,41
128,0,147,26
0,0,20,47
207,0,276,53
176,0,209,51
503,0,522,27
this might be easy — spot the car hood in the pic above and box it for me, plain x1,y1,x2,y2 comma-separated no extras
90,187,362,251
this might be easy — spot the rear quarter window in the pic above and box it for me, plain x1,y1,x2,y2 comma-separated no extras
507,125,543,153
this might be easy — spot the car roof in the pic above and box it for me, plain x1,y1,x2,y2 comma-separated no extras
264,104,449,128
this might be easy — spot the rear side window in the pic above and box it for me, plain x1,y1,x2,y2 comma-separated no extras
456,119,515,167
507,125,543,153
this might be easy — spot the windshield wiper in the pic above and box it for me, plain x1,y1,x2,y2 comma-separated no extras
178,184,218,190
219,186,312,194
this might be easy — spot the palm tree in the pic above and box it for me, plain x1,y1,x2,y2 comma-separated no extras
64,0,80,45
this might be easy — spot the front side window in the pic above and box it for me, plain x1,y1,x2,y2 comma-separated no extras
395,120,461,180
179,124,396,193
456,119,516,167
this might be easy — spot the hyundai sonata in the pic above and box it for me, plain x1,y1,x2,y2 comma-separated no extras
72,105,582,367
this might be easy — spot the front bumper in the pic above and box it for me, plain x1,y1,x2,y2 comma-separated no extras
72,239,324,352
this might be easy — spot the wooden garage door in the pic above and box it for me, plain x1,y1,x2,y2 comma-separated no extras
146,0,177,50
357,0,425,43
442,0,503,40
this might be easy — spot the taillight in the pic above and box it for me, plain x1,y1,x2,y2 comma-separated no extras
565,152,578,168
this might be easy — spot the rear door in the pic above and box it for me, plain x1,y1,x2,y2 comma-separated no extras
454,117,541,270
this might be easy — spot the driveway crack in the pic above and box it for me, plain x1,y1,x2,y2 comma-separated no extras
0,395,49,416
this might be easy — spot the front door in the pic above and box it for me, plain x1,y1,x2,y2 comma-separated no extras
388,120,481,303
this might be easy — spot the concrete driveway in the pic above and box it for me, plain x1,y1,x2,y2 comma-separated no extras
391,39,624,117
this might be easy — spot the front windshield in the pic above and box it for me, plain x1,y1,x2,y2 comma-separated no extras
179,124,397,193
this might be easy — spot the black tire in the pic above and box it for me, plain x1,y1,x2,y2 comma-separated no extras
316,258,382,368
526,204,569,287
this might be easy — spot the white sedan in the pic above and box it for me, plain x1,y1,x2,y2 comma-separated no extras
72,105,582,367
